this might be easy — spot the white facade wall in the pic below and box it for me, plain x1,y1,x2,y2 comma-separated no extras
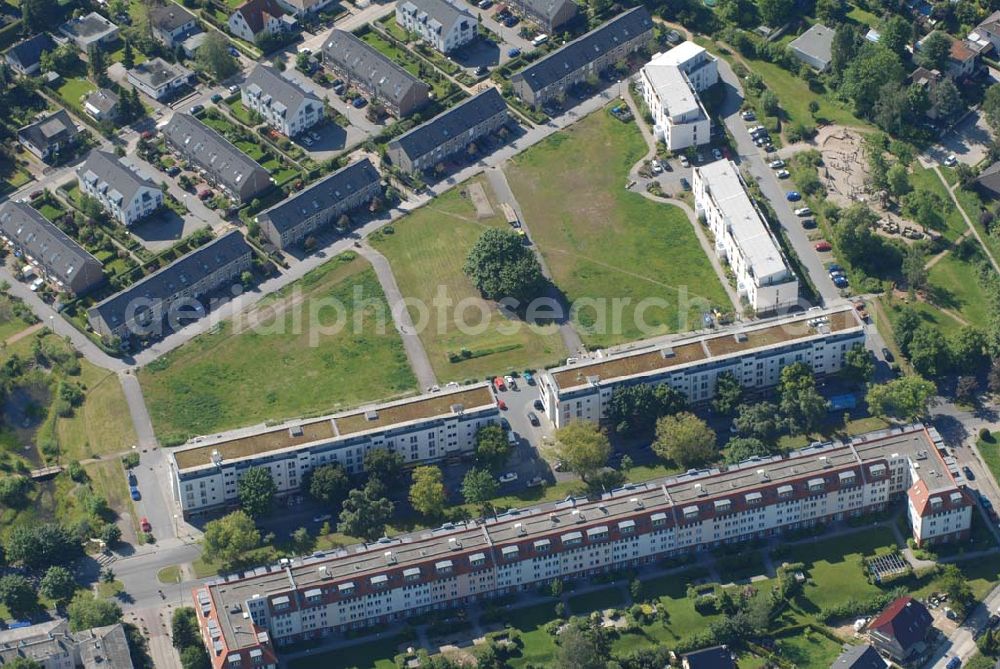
395,3,476,53
241,88,322,137
80,180,162,226
640,43,718,151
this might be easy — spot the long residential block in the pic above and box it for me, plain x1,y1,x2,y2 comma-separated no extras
539,307,861,429
386,88,508,174
191,422,971,668
161,113,272,204
511,6,653,108
241,64,324,138
640,41,717,151
87,230,253,340
0,201,104,296
693,159,799,314
322,29,430,118
257,158,381,250
77,150,163,226
170,383,500,517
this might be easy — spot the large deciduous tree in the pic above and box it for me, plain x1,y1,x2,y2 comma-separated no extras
866,376,937,421
196,33,239,81
338,482,394,542
605,383,686,437
552,422,610,482
409,466,446,518
237,467,276,518
202,511,261,565
724,437,773,464
778,363,827,435
0,574,37,618
463,228,546,305
461,468,498,510
652,412,717,468
842,343,875,386
473,424,512,472
733,401,782,444
304,463,350,512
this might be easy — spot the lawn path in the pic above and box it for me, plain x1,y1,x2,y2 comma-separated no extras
356,243,438,389
3,322,42,346
935,166,1000,273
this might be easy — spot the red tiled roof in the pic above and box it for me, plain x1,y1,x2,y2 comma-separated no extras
950,38,976,62
907,479,969,517
234,0,285,34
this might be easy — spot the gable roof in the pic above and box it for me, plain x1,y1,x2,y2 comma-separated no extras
869,596,932,652
682,645,734,669
18,109,77,150
150,4,196,31
243,64,322,115
512,7,652,93
78,150,159,206
88,230,252,331
259,158,380,234
0,201,102,291
4,33,56,70
519,0,577,23
232,0,286,34
162,113,269,196
976,160,1000,196
84,88,120,116
388,87,506,161
322,30,429,107
398,0,475,32
833,644,887,669
128,57,193,89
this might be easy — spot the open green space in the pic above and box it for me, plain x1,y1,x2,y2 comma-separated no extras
908,167,967,242
0,295,36,342
358,30,453,101
506,603,560,668
505,109,731,348
568,586,625,613
773,628,844,669
880,293,964,338
372,181,567,382
56,77,96,112
55,359,137,461
288,635,405,669
979,432,1000,490
776,416,891,452
227,98,258,126
139,254,417,443
926,252,993,329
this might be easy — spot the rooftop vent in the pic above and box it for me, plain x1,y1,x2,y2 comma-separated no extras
572,509,585,523
448,537,462,550
819,456,830,468
289,425,303,437
733,332,748,343
660,348,675,358
450,403,464,414
694,483,707,496
365,409,378,421
549,513,558,523
384,551,397,565
757,469,770,481
211,449,222,466
515,523,526,536
631,497,644,510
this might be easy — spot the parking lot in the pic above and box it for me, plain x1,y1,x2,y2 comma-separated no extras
923,109,994,168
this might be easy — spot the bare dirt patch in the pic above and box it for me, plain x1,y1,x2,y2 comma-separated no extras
467,182,494,219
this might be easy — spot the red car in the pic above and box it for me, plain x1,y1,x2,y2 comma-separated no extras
198,189,213,200
141,130,154,140
140,517,151,532
498,399,507,410
493,376,506,391
814,241,832,252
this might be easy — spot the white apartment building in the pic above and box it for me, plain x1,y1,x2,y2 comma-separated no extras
694,159,799,313
170,384,500,516
538,307,862,429
77,150,163,226
640,41,718,150
396,0,477,53
191,423,970,669
241,64,324,137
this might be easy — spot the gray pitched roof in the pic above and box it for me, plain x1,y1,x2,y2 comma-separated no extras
682,646,735,669
244,64,322,116
322,29,429,108
388,87,506,161
512,6,652,93
162,113,269,196
0,620,133,669
88,230,252,331
977,160,1000,196
128,57,193,88
59,12,118,43
519,0,576,23
0,201,102,290
832,645,887,669
78,150,158,205
149,4,196,31
84,88,120,115
18,109,78,151
398,0,474,33
259,158,380,234
4,33,56,70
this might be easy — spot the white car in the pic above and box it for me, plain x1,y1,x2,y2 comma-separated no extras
498,472,518,483
769,159,785,169
776,169,790,179
679,156,690,168
302,137,313,147
504,375,514,387
228,84,239,94
651,160,662,174
943,154,957,167
795,207,812,216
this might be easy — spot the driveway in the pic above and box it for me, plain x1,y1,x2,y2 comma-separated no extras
925,584,1000,669
715,57,842,306
922,110,993,168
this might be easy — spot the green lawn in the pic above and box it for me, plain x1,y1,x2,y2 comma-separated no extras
773,628,845,669
567,586,625,613
227,98,258,126
57,77,96,111
926,253,993,329
507,603,560,669
0,295,35,342
289,635,406,669
505,109,731,348
908,167,967,242
943,170,1000,263
880,293,964,338
358,31,453,100
372,181,567,382
139,254,417,443
56,359,138,460
979,432,1000,490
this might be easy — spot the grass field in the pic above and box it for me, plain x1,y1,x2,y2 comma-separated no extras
372,181,567,382
139,254,417,442
774,628,844,669
56,77,96,112
505,109,731,348
507,603,560,668
56,359,137,460
880,293,965,338
908,167,967,242
567,586,625,613
359,31,452,100
979,432,1000,489
926,253,993,329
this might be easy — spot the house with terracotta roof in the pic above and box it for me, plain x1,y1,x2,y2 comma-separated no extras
228,0,295,42
946,38,978,79
868,596,933,663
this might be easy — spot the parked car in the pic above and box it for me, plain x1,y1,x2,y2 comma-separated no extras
127,471,137,486
814,241,832,252
833,276,848,288
503,14,518,26
493,376,506,391
508,47,521,58
228,84,240,94
776,169,790,179
198,189,212,200
228,46,239,57
475,65,489,76
946,657,960,669
679,155,690,168
498,399,507,410
943,155,957,167
964,466,975,480
741,110,756,121
302,137,313,147
166,165,180,176
189,104,204,115
140,517,151,532
801,218,816,229
769,159,785,169
527,411,540,426
498,472,518,483
651,160,662,174
313,514,332,523
211,93,223,103
523,371,534,384
352,97,367,108
882,347,894,362
712,148,722,160
478,0,492,7
533,399,544,411
794,207,812,216
680,177,691,190
786,191,801,201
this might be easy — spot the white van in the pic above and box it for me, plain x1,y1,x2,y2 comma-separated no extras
532,34,548,47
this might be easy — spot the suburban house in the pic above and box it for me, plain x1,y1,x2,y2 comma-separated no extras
228,0,294,42
87,230,253,340
507,0,577,33
322,29,430,117
171,382,500,516
640,41,717,150
946,37,978,79
0,620,134,669
17,110,78,163
149,5,200,48
3,33,56,76
833,645,889,669
275,0,337,17
127,58,194,100
395,0,478,54
241,64,324,137
968,11,1000,54
975,160,1000,198
257,157,381,250
77,150,163,226
59,12,119,51
83,88,120,122
788,23,834,71
693,159,799,314
161,113,271,204
867,596,933,663
681,646,735,669
0,201,104,295
511,7,654,108
386,87,508,174
187,421,971,666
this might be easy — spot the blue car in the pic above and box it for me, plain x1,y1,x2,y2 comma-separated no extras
947,658,961,669
508,47,521,58
352,97,367,109
785,191,801,201
129,486,141,501
833,276,849,288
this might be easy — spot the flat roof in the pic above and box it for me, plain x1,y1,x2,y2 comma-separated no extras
549,307,861,392
642,57,702,120
173,384,496,471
